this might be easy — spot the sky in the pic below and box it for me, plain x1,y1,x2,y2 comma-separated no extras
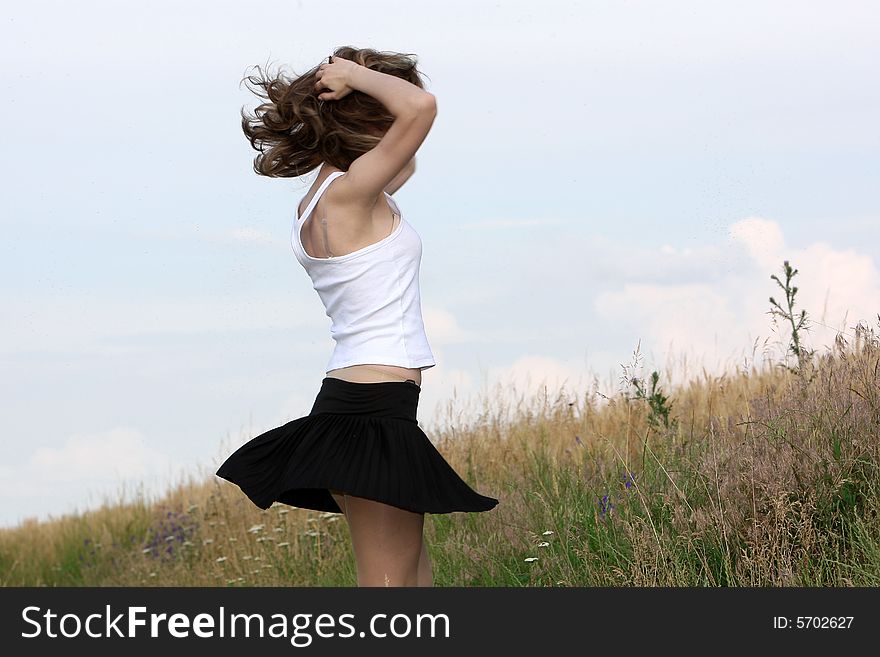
1,0,878,530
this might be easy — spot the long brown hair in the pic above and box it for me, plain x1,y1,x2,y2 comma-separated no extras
240,46,429,178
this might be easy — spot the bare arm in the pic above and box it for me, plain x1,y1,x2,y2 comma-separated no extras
385,157,416,196
315,57,435,204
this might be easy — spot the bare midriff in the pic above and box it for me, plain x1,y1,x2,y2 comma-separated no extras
326,364,423,387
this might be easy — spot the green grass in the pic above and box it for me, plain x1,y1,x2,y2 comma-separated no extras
3,269,880,586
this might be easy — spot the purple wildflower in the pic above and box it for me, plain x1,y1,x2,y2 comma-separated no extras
142,505,199,562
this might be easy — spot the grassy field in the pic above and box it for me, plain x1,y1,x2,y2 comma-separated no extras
2,265,879,587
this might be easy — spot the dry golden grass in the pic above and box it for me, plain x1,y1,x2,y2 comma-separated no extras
2,319,879,587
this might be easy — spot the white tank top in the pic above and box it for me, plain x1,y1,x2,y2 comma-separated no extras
290,171,436,374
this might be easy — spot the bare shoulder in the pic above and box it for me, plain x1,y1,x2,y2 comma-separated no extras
323,172,382,219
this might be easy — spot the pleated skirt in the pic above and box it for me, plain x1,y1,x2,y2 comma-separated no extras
215,376,499,515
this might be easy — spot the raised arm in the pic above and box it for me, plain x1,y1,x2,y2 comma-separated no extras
315,57,435,204
384,156,416,196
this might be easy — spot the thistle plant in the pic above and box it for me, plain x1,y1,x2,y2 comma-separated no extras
767,260,816,375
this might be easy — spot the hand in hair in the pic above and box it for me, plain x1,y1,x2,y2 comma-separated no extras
315,56,358,102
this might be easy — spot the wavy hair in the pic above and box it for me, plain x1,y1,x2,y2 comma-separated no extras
240,46,429,178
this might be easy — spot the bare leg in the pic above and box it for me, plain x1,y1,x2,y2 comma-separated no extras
330,489,347,515
329,490,426,586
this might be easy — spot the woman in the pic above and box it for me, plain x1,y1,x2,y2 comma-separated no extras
216,47,499,587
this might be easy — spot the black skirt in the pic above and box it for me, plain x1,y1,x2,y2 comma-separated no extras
215,376,499,515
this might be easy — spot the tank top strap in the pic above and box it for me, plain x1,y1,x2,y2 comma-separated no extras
384,191,403,219
299,171,346,223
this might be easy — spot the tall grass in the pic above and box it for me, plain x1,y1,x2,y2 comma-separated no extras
2,261,879,586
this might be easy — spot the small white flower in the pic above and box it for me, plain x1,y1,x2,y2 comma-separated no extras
182,541,193,547
307,518,319,523
326,516,340,523
165,536,175,542
247,524,265,534
277,542,290,547
277,508,289,515
149,572,157,577
187,504,199,513
216,556,227,563
202,538,214,545
537,541,550,548
304,530,320,537
228,537,237,542
242,555,252,560
542,530,554,536
524,557,539,563
142,547,153,554
274,527,284,533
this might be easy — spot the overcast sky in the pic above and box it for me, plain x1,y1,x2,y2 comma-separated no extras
1,0,878,529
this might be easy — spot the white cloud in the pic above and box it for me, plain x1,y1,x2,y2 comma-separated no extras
728,216,880,335
595,281,742,375
417,347,477,432
29,427,168,482
729,217,787,271
485,354,587,410
0,426,175,528
592,216,880,383
412,353,589,433
423,305,470,344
